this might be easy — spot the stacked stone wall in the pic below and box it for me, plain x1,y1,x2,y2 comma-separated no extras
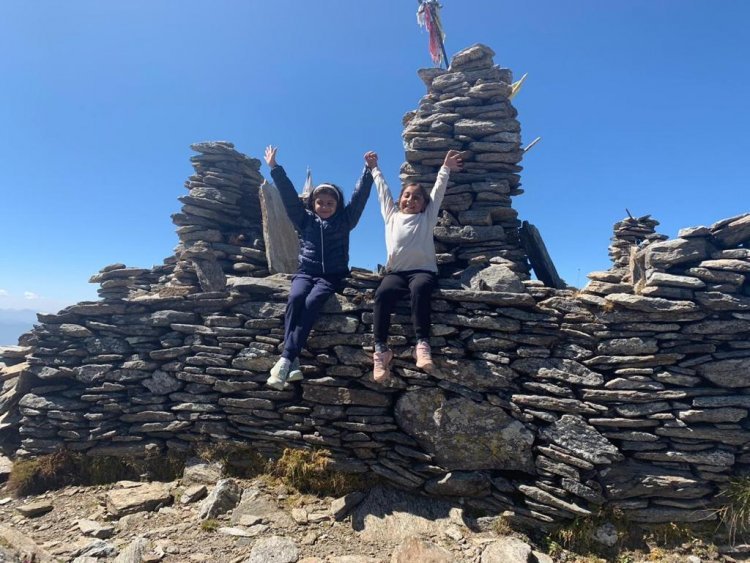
4,217,749,526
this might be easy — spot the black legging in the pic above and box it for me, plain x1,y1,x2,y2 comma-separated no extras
373,270,437,344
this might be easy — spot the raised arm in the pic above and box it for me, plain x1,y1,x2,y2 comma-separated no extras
367,151,397,223
344,152,375,229
427,150,463,223
265,145,306,229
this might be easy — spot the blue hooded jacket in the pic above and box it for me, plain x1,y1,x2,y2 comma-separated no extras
270,165,373,276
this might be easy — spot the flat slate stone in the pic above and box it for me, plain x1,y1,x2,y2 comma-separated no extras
511,358,603,386
605,293,699,313
540,415,621,465
16,501,53,518
106,482,172,518
644,238,712,269
697,358,750,388
624,507,715,523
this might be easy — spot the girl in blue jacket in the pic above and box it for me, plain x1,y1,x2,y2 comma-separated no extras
264,146,375,389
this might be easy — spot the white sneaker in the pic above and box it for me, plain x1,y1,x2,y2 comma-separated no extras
287,358,303,382
267,358,290,390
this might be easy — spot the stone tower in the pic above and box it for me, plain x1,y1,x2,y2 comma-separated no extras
401,44,531,281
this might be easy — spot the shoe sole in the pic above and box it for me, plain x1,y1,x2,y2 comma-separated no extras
372,370,391,383
266,378,286,390
414,350,434,372
373,351,393,383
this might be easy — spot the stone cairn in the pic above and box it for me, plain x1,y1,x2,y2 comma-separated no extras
608,214,667,270
170,141,269,292
401,44,530,281
1,46,750,529
83,142,270,304
585,214,668,294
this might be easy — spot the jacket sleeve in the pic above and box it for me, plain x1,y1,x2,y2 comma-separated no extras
372,167,397,224
426,165,451,225
270,165,306,229
345,166,374,230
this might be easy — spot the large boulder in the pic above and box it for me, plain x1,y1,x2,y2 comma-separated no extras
395,388,534,472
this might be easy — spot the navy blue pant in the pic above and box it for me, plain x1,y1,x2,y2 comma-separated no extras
282,273,341,360
373,270,437,345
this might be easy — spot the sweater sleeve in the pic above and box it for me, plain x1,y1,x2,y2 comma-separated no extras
270,165,306,229
345,166,374,230
372,167,397,224
426,165,451,225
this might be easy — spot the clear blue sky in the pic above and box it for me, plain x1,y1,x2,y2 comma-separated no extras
1,0,748,313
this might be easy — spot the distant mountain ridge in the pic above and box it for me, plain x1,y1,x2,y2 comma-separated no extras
0,308,37,346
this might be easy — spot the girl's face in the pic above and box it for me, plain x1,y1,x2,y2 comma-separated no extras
314,193,338,219
399,185,427,214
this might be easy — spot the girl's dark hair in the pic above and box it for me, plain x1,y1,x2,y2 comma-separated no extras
398,183,431,212
305,183,342,211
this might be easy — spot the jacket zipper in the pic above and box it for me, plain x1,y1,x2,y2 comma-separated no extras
320,222,325,273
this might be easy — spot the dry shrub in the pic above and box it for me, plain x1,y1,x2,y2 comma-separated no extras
718,476,750,543
195,442,268,478
272,448,364,497
7,449,185,497
546,508,632,561
7,450,81,495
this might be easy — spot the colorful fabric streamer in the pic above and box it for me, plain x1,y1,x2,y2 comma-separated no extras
417,0,447,68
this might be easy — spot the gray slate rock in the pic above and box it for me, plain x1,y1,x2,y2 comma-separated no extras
465,264,526,293
511,358,603,386
198,478,242,519
480,536,533,563
602,460,712,500
541,415,621,465
391,536,454,563
644,238,713,269
697,358,750,388
106,482,172,518
16,501,53,518
605,293,699,313
351,485,461,543
243,535,299,563
113,536,149,563
330,491,366,521
395,388,534,472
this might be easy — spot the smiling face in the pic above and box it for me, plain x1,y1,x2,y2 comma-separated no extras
313,192,338,219
399,184,428,214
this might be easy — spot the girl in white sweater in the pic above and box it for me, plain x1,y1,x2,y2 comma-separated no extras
368,149,463,382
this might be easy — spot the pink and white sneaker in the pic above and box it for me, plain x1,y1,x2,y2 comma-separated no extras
373,350,394,383
413,341,434,372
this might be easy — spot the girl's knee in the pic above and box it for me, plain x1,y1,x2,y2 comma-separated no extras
288,288,310,308
411,280,434,297
375,286,399,304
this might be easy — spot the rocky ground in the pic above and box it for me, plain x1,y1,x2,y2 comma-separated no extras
0,458,746,563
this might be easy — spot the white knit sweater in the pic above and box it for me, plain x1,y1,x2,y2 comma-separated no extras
372,165,451,273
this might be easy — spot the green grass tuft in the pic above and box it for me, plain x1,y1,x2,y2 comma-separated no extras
200,518,220,532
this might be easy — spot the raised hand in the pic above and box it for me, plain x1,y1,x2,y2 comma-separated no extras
264,145,278,168
443,150,463,172
364,151,378,169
